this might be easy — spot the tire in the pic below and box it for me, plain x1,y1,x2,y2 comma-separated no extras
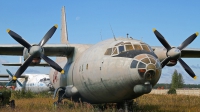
10,100,15,109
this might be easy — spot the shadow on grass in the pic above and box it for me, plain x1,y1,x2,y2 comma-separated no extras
136,105,164,112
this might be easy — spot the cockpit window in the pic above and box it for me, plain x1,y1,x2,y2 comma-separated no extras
115,42,124,46
134,45,142,50
104,48,112,55
125,45,134,51
118,46,124,53
130,60,138,68
141,58,150,63
142,45,150,52
112,47,118,55
149,58,156,64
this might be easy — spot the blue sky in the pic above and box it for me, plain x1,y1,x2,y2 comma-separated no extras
0,0,200,84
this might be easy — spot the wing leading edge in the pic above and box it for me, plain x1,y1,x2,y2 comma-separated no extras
0,44,74,56
152,46,200,58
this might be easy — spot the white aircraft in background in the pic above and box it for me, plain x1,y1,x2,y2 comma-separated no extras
0,69,54,93
0,6,200,111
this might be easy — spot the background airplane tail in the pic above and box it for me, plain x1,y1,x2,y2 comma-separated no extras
61,6,69,44
55,6,69,63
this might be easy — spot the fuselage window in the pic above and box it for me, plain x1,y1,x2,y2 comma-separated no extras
104,48,112,55
112,47,118,55
118,46,124,53
134,45,142,50
142,45,150,52
125,45,134,51
86,64,88,70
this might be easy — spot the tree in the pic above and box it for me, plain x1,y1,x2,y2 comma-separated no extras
170,69,184,89
178,73,184,88
171,69,179,89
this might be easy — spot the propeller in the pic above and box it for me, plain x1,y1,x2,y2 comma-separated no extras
153,28,198,79
7,25,64,81
5,69,23,87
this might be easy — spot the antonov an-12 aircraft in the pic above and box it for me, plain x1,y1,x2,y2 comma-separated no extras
0,6,200,111
0,69,54,93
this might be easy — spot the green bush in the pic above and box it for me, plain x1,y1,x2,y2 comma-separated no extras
12,90,35,99
167,88,176,94
11,90,52,99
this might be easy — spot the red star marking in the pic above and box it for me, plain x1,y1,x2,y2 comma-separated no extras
53,71,58,83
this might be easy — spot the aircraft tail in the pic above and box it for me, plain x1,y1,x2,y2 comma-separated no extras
61,6,69,44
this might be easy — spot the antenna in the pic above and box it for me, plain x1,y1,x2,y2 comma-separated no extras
141,37,143,41
109,24,117,41
100,29,103,41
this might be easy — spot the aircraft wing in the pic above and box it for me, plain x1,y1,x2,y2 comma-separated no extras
0,44,74,56
152,46,200,58
2,63,50,66
0,74,9,78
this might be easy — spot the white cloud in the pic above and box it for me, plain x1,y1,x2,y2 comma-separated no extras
0,58,8,64
76,16,80,20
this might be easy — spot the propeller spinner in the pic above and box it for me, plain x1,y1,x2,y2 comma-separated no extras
5,69,23,87
153,28,198,79
7,25,64,81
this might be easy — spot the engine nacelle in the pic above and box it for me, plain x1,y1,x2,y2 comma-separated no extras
23,47,42,64
153,47,177,66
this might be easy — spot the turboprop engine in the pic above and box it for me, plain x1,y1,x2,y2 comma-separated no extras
23,45,44,64
6,24,64,84
153,28,198,79
153,47,178,66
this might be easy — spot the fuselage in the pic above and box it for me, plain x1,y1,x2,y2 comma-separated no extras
15,74,53,93
50,37,162,103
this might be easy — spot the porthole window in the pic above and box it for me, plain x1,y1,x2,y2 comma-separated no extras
86,64,88,70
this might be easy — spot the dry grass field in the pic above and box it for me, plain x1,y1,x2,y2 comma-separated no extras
1,91,200,112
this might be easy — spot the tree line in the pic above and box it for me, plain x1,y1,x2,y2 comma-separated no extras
154,69,200,89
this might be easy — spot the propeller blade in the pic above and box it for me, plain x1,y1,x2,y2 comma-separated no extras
177,32,199,50
7,29,31,49
40,54,64,74
16,80,23,87
6,81,12,87
38,25,58,46
15,55,34,78
153,28,172,51
178,58,196,79
161,57,171,68
6,69,13,77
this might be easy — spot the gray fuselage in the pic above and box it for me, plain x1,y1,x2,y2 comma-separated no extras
50,38,162,103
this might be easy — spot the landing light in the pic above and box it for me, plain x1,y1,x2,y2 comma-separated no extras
138,69,146,73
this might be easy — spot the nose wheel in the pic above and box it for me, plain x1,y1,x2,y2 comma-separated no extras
117,100,137,112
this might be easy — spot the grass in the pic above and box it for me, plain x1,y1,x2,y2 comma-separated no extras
1,91,200,112
136,94,200,112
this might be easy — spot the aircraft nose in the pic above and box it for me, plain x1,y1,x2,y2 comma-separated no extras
130,54,162,81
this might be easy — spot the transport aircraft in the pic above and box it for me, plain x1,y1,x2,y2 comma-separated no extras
0,6,200,111
0,69,54,93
